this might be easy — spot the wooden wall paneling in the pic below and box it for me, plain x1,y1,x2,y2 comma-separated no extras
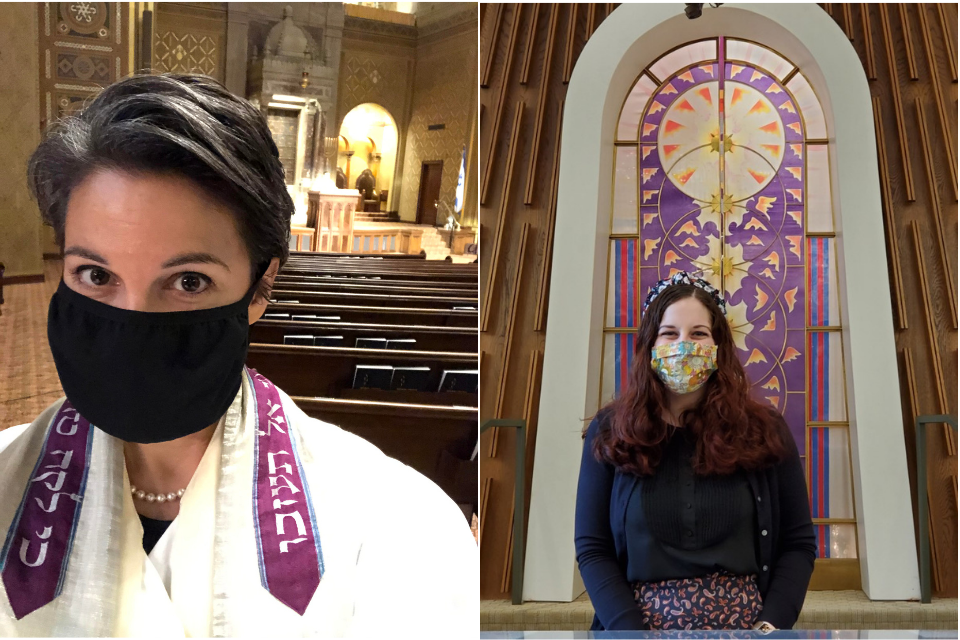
497,350,544,595
481,4,504,88
903,343,948,594
481,102,525,332
898,4,919,81
914,98,958,329
479,476,493,546
916,4,958,201
523,5,560,205
562,4,577,84
910,221,955,456
902,347,920,502
842,3,854,40
822,3,833,17
499,491,516,593
935,3,957,82
520,349,544,542
522,350,544,445
928,494,943,591
481,4,523,205
860,4,877,80
585,4,597,41
490,222,530,458
879,3,916,202
872,97,908,330
534,101,565,332
519,3,540,85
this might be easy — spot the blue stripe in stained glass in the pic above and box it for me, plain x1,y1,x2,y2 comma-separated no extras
614,332,622,394
820,238,830,325
823,428,830,518
811,426,819,517
811,239,820,325
810,333,820,420
627,240,635,326
614,242,622,328
820,333,830,420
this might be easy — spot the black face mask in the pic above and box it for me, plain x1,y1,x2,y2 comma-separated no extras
47,274,262,444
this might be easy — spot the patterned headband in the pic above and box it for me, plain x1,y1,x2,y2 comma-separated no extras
642,270,728,315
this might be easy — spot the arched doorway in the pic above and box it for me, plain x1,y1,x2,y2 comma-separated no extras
338,103,399,213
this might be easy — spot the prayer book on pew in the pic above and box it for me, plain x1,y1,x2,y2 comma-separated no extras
390,366,431,391
277,299,299,304
352,365,394,390
355,337,388,349
386,339,417,350
264,312,290,320
452,306,477,311
313,336,344,347
282,335,314,346
438,369,479,393
292,314,341,321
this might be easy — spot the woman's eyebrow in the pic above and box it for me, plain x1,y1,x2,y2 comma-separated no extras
64,246,108,263
161,252,230,271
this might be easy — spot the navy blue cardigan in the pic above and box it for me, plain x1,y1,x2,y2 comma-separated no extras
574,410,816,631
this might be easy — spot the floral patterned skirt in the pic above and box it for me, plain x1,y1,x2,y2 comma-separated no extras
631,571,763,630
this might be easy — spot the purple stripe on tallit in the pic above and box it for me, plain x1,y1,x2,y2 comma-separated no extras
248,368,323,616
0,400,92,620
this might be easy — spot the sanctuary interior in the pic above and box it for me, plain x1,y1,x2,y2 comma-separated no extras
477,1,957,631
1,1,479,281
0,3,480,529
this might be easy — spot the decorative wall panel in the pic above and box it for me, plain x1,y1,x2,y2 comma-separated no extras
38,2,131,129
152,3,226,83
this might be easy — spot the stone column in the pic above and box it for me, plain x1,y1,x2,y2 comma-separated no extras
225,3,249,97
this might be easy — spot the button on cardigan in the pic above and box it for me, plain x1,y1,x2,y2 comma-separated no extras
574,409,816,631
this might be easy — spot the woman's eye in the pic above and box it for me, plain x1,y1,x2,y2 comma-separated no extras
78,266,112,287
173,273,211,294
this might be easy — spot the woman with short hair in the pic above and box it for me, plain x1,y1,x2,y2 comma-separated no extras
0,74,475,637
575,272,815,632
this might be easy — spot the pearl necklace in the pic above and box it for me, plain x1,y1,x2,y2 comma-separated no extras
130,485,186,504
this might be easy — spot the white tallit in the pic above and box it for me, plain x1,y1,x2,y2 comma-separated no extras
0,371,478,637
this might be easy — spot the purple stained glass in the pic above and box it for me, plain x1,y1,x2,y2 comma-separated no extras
631,41,811,453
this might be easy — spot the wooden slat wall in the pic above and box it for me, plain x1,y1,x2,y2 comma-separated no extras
479,3,958,601
479,3,608,600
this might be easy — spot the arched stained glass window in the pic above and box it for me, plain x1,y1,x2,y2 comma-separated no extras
601,37,857,562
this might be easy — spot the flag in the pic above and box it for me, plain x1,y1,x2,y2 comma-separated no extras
454,146,466,216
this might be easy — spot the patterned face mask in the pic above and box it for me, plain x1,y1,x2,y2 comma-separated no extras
650,341,718,394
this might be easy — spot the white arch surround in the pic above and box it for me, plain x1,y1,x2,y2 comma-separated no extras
526,3,920,603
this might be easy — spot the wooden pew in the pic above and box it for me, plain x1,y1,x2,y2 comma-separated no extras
276,273,477,291
251,319,478,353
272,277,477,297
281,260,477,283
291,396,477,507
264,302,477,327
255,252,479,509
270,288,477,310
281,268,477,284
247,343,478,406
288,250,426,261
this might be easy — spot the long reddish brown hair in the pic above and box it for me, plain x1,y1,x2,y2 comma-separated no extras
594,284,787,476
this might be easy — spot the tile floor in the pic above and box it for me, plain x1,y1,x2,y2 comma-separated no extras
0,259,63,430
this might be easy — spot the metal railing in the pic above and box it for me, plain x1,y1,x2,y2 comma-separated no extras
915,413,957,604
479,419,526,605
